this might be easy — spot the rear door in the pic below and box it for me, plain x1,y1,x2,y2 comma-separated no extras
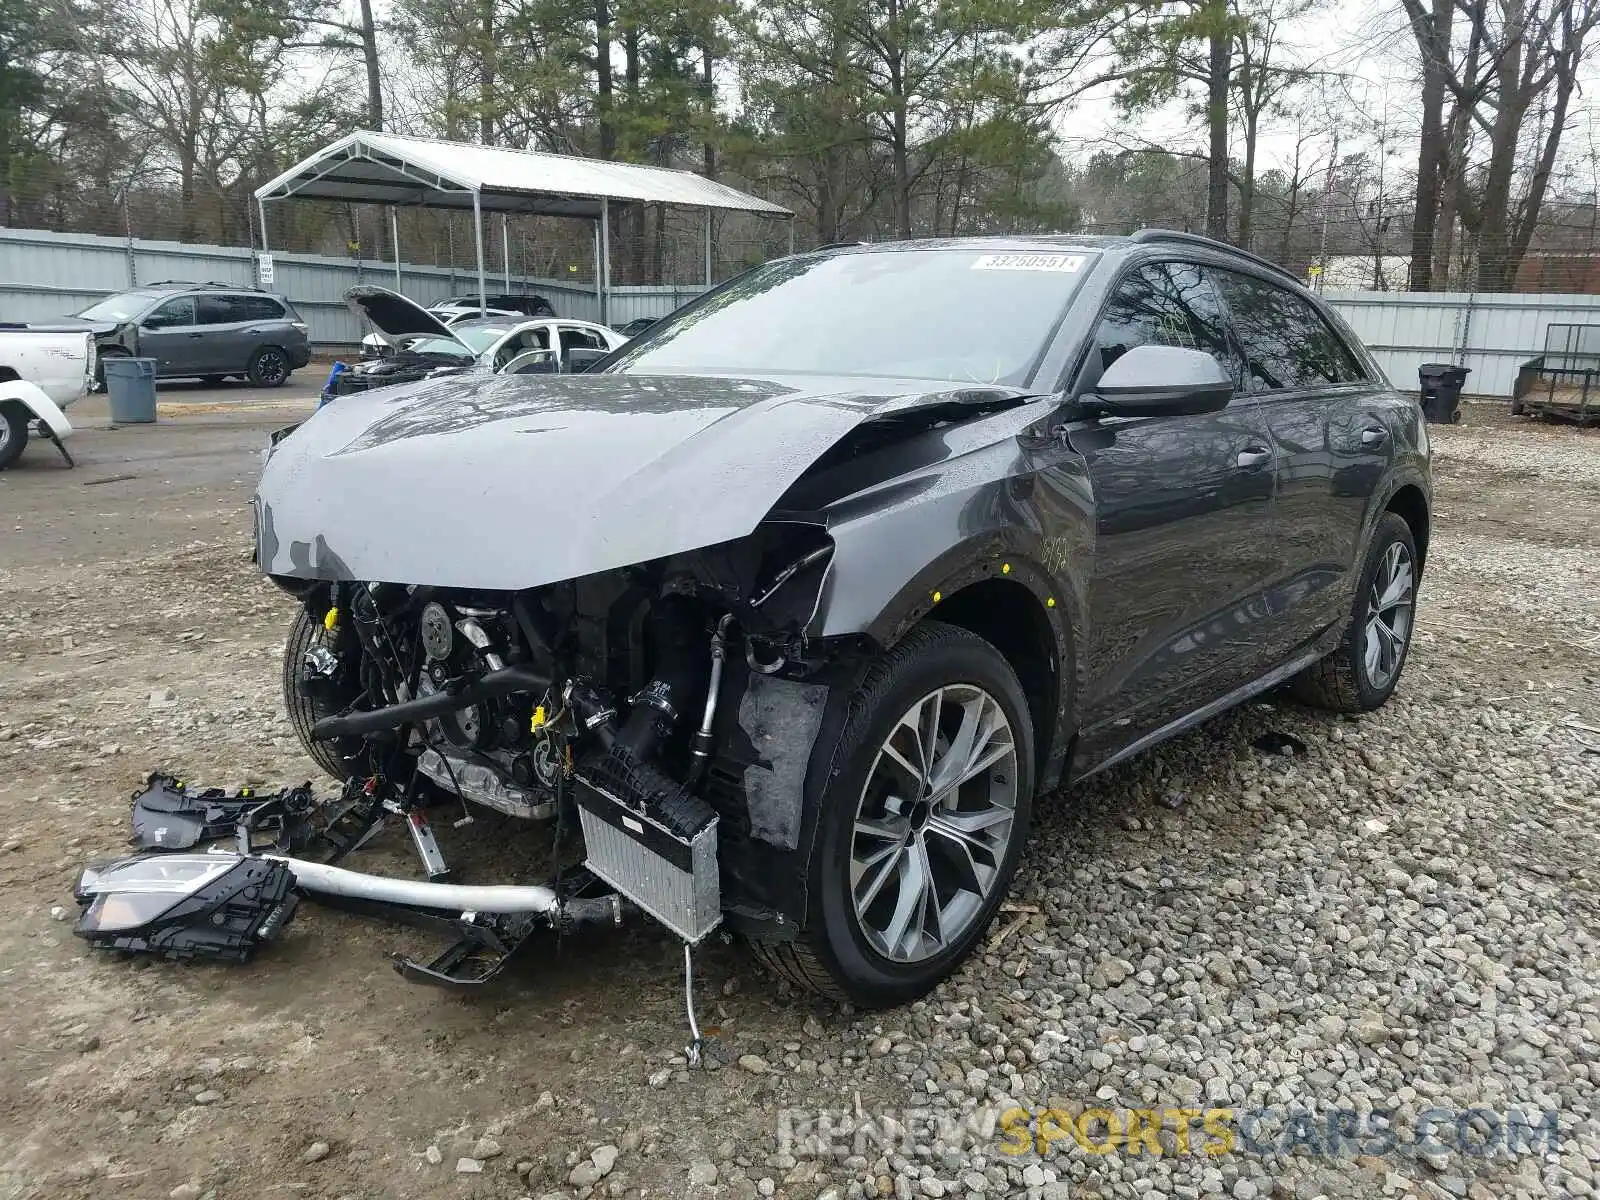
193,295,249,373
1211,268,1394,646
135,296,202,376
1067,260,1278,766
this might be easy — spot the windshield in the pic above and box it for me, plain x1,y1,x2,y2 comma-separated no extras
610,248,1098,385
403,336,475,358
74,292,160,322
398,326,509,358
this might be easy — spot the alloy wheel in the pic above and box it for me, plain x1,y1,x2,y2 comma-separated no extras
0,419,10,453
849,684,1018,963
1363,541,1414,690
256,349,288,385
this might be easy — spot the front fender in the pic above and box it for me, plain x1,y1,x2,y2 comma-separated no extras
0,378,73,440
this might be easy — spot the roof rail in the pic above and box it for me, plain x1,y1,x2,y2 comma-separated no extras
140,280,264,292
1128,228,1301,284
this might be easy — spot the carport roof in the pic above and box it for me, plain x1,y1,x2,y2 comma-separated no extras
254,130,792,219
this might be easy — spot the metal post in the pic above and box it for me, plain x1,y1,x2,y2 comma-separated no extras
390,207,402,292
599,197,611,327
787,216,796,257
593,220,603,322
258,197,270,253
472,191,487,315
501,214,512,291
704,209,713,288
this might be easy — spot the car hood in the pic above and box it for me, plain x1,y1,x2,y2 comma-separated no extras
255,370,1031,590
27,316,122,336
344,285,468,352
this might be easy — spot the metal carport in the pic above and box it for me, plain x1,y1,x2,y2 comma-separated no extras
253,130,794,325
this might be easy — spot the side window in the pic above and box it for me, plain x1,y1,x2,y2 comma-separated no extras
238,296,286,321
1212,270,1366,393
1086,262,1241,389
144,296,196,328
196,296,240,324
559,327,605,353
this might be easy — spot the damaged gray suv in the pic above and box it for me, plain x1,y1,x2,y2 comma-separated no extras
256,231,1430,1008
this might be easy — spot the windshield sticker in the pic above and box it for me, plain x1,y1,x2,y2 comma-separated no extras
971,253,1086,272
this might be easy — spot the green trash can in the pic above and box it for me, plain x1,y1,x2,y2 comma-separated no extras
104,357,159,423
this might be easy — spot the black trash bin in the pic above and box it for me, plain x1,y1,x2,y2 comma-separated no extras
1418,363,1470,424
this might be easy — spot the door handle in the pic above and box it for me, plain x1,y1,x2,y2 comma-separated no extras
1360,426,1388,446
186,332,203,338
1236,447,1272,469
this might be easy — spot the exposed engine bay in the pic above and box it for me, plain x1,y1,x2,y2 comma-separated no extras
278,522,840,951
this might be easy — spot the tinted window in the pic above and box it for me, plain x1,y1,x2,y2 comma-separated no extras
611,248,1099,385
1086,262,1240,388
1212,270,1366,393
238,295,286,320
196,296,240,324
144,297,196,328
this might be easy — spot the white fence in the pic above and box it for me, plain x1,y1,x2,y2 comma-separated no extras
1322,290,1600,398
4,226,1598,394
0,226,702,347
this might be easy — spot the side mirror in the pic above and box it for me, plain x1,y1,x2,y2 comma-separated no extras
1084,345,1234,418
563,347,609,374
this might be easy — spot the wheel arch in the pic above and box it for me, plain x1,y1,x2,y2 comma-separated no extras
831,538,1080,795
1383,483,1430,575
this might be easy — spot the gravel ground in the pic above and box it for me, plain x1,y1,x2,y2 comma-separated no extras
0,404,1597,1200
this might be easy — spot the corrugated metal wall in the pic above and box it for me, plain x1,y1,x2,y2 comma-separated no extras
0,227,697,346
8,227,1600,395
1322,290,1600,397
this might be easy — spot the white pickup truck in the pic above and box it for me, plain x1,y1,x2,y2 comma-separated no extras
0,327,95,469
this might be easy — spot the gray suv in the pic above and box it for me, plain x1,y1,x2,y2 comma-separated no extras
42,283,311,388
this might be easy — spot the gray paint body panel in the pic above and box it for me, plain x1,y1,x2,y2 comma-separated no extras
254,369,1029,590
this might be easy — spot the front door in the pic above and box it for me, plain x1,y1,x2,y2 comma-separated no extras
1066,260,1278,767
135,296,202,377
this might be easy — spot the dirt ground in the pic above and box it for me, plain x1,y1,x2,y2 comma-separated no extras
0,397,1596,1200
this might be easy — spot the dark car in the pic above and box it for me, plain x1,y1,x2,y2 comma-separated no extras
257,232,1429,1008
35,282,311,388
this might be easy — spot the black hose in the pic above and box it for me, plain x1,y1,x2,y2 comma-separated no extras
311,665,552,741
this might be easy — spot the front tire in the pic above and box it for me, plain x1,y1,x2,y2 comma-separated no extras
0,403,29,470
1291,511,1418,712
753,622,1035,1007
283,605,368,779
93,346,129,392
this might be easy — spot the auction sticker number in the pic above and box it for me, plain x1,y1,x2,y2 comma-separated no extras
971,253,1085,272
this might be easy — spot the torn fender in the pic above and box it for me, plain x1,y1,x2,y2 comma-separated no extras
0,378,73,440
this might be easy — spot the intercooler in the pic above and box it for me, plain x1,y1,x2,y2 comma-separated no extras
573,773,721,944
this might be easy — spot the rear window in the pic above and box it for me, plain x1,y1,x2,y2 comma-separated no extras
610,248,1098,386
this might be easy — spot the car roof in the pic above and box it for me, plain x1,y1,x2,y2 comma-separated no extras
803,229,1302,287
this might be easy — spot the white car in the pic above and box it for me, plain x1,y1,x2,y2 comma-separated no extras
331,287,629,398
0,327,94,469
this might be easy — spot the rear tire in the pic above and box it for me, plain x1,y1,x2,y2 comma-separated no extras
0,403,29,470
283,605,369,779
1290,511,1418,713
752,622,1035,1008
248,346,291,387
